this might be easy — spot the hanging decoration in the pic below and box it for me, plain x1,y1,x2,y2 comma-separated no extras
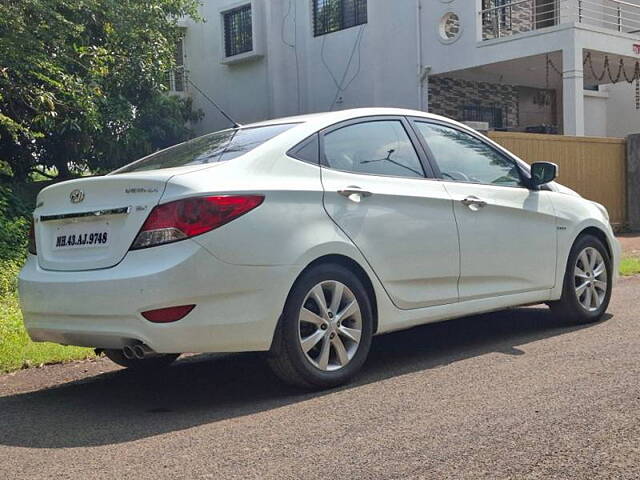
546,53,640,109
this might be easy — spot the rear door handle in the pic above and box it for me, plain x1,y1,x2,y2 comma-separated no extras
338,186,372,202
460,196,487,210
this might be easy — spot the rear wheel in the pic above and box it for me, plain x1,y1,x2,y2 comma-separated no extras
103,349,180,370
268,264,373,389
549,234,612,324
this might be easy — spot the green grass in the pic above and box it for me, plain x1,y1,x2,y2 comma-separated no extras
620,256,640,277
0,261,94,374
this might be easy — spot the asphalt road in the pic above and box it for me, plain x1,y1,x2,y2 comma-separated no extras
1,277,639,480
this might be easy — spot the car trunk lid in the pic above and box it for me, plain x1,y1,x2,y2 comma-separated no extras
34,171,174,271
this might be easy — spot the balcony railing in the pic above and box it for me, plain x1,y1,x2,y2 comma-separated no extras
481,0,640,40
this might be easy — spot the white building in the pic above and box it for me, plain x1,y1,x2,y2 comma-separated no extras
173,0,640,138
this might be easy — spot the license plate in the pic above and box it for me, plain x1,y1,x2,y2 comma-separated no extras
54,223,111,250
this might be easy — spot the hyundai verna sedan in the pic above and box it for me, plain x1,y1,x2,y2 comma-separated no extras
19,108,620,388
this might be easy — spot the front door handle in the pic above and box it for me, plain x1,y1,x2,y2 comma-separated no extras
338,186,372,203
460,196,487,210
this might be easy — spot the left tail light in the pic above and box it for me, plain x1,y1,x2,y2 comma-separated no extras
131,195,264,250
28,219,37,255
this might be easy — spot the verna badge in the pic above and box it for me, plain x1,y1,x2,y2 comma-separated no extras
69,189,85,204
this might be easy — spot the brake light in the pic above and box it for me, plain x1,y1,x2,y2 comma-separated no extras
141,305,195,323
131,195,264,249
28,219,37,255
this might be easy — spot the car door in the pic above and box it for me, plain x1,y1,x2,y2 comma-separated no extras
320,116,460,309
411,119,557,302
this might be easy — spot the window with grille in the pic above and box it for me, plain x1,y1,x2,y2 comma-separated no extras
223,4,253,57
313,0,367,37
166,37,185,92
462,105,505,129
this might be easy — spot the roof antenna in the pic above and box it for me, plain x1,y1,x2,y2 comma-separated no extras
187,77,242,128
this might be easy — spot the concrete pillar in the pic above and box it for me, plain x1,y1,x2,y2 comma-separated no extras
562,46,585,136
627,134,640,231
419,67,431,112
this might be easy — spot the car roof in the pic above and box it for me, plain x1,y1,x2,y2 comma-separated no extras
242,107,464,131
241,107,533,176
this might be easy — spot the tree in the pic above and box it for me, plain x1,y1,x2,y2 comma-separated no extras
0,0,202,180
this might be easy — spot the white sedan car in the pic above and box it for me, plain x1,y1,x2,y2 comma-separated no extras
19,108,620,388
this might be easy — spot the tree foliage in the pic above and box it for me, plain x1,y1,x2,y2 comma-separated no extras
0,0,202,180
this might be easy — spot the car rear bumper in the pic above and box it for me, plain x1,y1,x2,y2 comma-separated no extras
18,240,297,353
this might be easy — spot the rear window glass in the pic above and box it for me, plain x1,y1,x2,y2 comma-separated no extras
115,124,296,173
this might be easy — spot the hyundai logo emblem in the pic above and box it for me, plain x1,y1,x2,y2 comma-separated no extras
70,189,85,204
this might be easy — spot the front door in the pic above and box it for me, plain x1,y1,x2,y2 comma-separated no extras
320,117,460,309
411,120,557,302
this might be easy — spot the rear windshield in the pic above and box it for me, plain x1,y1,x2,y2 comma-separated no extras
115,123,296,173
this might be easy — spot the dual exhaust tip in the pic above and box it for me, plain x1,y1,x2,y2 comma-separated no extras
122,343,154,360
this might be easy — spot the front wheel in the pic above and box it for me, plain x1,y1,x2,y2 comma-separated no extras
268,264,374,389
549,234,612,324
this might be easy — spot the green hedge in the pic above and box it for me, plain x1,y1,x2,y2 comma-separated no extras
0,183,29,264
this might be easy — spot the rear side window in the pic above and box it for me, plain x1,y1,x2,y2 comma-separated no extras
322,120,424,178
115,124,296,173
288,134,320,164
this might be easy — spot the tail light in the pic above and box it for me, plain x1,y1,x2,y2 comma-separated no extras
28,219,37,255
131,195,264,250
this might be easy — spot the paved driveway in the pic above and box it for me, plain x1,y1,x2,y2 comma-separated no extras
1,276,639,479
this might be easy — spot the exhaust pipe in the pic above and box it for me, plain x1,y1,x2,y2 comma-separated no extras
122,345,136,360
132,344,148,360
122,343,156,360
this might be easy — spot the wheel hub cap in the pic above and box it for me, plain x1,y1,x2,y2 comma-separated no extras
574,247,607,312
298,280,363,372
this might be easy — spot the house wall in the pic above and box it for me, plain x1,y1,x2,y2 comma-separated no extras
184,0,421,135
516,86,557,130
606,82,640,137
181,0,272,134
428,77,518,128
180,0,640,138
584,89,608,137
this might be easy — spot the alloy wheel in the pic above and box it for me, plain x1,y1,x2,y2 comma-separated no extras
574,247,608,312
298,280,363,372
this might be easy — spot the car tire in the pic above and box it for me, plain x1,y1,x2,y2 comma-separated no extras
103,349,180,370
549,234,612,324
268,263,374,389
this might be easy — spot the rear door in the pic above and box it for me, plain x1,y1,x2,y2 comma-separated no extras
411,119,557,301
320,117,460,309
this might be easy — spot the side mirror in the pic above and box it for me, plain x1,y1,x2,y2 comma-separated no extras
530,162,558,188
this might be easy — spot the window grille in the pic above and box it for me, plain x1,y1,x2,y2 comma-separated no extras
223,4,253,57
462,105,505,129
313,0,367,37
167,37,185,92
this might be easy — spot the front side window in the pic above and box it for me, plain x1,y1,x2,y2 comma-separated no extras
313,0,368,37
414,122,522,187
323,120,424,178
116,124,295,173
223,4,253,57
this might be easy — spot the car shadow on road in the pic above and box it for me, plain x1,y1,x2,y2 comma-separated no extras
0,307,610,448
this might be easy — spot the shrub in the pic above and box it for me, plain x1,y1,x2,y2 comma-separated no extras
0,183,29,264
0,183,29,297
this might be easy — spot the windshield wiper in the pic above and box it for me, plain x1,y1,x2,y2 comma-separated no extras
361,149,423,177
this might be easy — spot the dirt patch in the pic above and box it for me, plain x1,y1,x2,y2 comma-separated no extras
617,234,640,256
